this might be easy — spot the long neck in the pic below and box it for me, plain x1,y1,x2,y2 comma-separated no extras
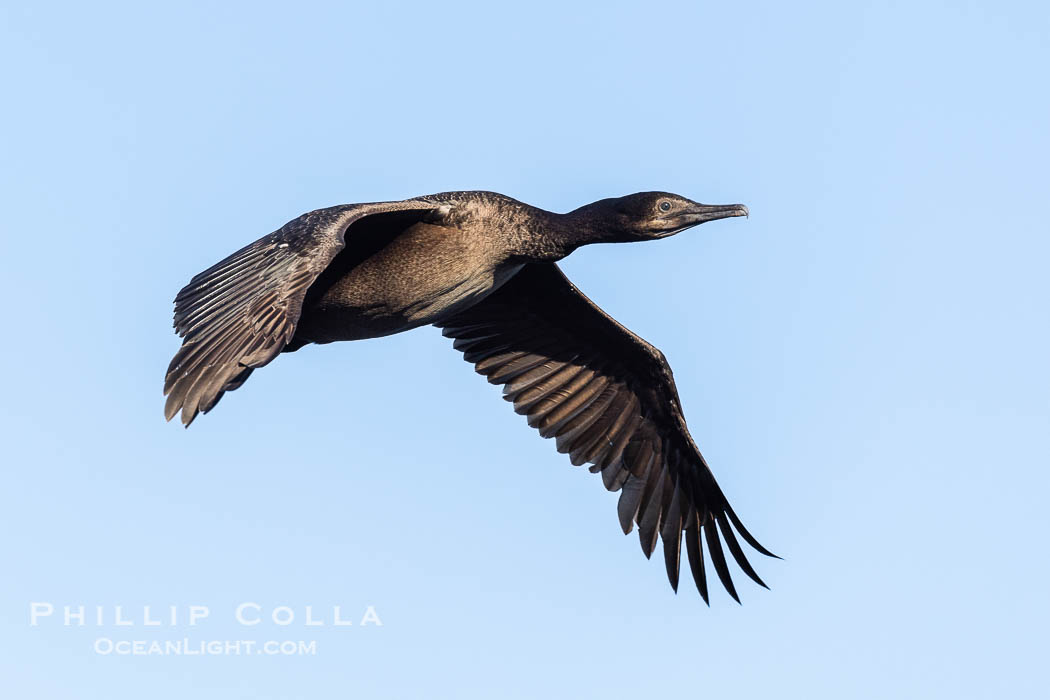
503,207,613,263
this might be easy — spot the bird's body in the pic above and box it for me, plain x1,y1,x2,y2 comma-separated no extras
295,192,533,342
165,189,777,601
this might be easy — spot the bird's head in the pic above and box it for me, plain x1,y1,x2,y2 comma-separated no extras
572,192,749,243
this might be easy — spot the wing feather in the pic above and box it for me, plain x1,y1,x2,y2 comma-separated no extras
438,262,776,600
165,201,440,425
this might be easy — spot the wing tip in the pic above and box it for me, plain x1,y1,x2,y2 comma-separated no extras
703,517,741,603
716,512,771,591
724,501,780,559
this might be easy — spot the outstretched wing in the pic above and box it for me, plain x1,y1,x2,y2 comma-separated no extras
437,263,777,601
165,201,440,425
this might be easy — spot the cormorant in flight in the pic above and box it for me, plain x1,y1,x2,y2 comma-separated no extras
165,190,777,601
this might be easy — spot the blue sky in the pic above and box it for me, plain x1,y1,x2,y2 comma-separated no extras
1,1,1047,698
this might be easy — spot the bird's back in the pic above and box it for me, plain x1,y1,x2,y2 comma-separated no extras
293,204,524,344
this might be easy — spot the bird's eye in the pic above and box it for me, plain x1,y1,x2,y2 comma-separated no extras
659,201,672,212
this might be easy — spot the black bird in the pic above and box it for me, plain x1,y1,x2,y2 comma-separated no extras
165,190,777,601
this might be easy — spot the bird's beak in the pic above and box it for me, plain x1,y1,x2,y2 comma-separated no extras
653,202,749,237
680,203,750,225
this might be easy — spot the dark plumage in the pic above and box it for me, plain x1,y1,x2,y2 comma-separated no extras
165,190,778,601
